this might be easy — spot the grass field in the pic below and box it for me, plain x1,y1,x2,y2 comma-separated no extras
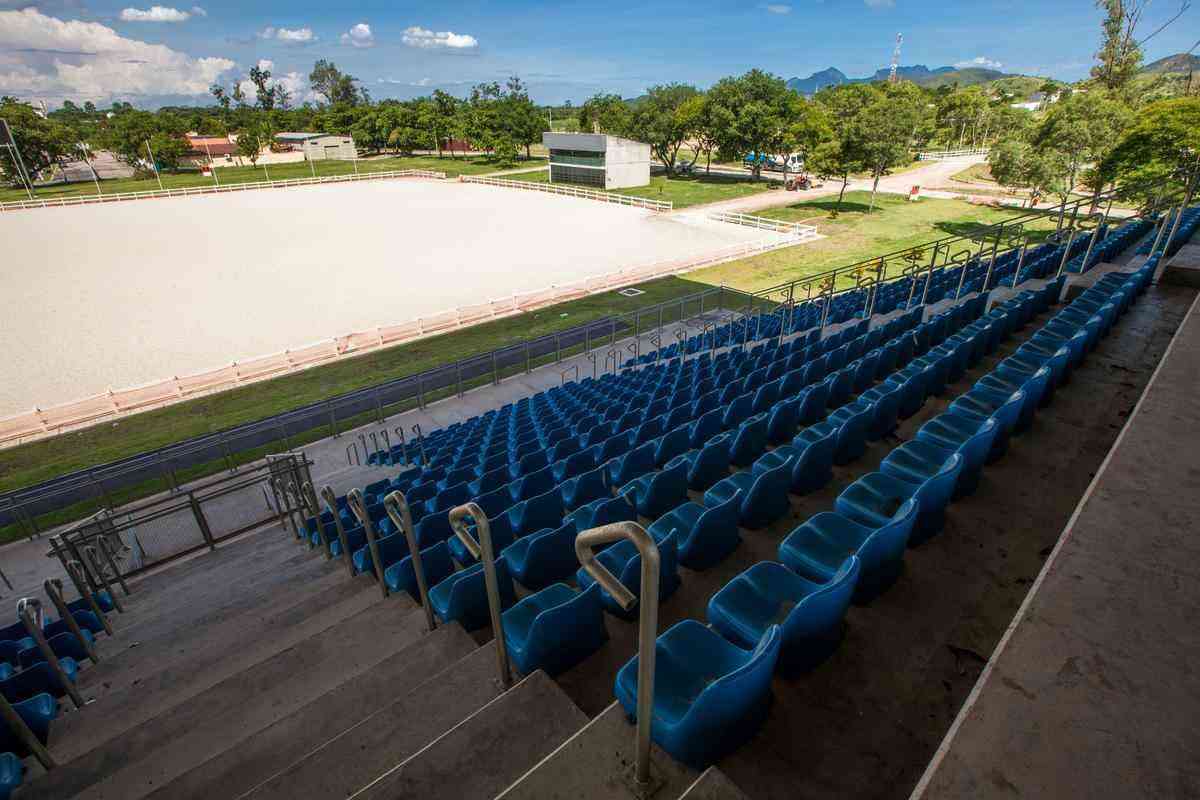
0,154,546,203
505,170,774,209
0,189,1063,540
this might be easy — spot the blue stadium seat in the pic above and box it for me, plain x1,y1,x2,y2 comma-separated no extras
667,434,733,492
429,557,517,631
576,531,681,619
383,539,456,601
703,456,794,530
503,583,608,677
619,459,689,519
560,465,609,511
508,489,566,537
614,620,781,768
608,441,657,487
708,557,859,675
647,490,741,571
568,495,638,532
503,522,579,590
836,455,963,545
882,419,997,499
449,514,518,567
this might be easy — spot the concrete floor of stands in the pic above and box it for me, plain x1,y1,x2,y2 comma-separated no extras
547,279,1195,800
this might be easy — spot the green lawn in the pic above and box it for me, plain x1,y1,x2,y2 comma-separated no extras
0,189,1060,540
0,154,546,203
502,171,774,209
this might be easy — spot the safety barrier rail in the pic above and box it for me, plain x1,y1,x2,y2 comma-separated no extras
0,169,446,213
916,148,990,161
707,210,819,237
462,175,673,212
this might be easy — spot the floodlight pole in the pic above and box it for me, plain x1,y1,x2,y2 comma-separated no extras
1,119,36,201
145,140,164,191
202,140,219,186
78,144,102,197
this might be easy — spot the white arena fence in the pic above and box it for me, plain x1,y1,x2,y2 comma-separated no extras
461,175,673,213
0,169,447,213
0,229,809,447
706,210,820,239
916,148,990,161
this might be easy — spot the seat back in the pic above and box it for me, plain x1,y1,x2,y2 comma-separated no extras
797,381,830,426
654,424,692,466
786,556,861,641
689,407,725,448
722,393,755,430
683,625,781,731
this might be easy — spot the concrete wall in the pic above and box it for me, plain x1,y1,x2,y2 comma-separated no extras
603,137,650,190
542,132,606,153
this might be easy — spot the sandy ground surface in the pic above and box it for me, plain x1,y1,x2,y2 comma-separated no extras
0,178,774,416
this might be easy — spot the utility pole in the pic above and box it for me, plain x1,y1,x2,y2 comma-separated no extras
889,33,904,84
145,139,164,191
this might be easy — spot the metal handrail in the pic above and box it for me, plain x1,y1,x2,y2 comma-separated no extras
319,486,356,577
65,560,112,635
0,692,55,768
18,599,84,708
83,545,123,612
448,503,512,689
348,489,388,599
559,364,579,385
574,522,661,793
384,491,436,631
43,579,99,663
411,424,427,465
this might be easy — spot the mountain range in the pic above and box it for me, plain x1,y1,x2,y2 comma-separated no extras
787,64,1013,95
1141,53,1200,74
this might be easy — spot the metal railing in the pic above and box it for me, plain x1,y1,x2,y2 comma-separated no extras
707,210,819,238
916,148,990,161
0,169,446,213
384,490,436,631
575,522,661,793
462,175,673,212
449,503,512,688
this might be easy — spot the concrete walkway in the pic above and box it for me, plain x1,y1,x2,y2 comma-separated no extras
912,261,1200,798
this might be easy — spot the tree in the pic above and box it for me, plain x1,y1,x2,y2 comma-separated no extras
210,84,230,111
810,84,875,212
500,76,545,159
249,65,276,110
578,93,632,135
236,124,269,166
309,60,363,106
859,84,922,212
1091,1,1145,92
628,83,699,174
677,94,727,173
1033,91,1132,206
100,109,188,172
707,69,798,180
430,90,459,157
1101,96,1200,206
0,97,74,188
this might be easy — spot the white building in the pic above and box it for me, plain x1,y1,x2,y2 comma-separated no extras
542,132,650,190
275,132,358,162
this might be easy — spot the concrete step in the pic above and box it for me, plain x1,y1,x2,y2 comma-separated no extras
496,701,697,800
240,642,506,800
678,767,751,800
144,624,479,800
18,594,427,800
79,554,347,688
350,669,587,800
46,573,383,760
127,526,309,597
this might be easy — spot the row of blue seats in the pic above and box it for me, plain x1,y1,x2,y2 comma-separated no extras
1136,206,1200,256
610,253,1158,768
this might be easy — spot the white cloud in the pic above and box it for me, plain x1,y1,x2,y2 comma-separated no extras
340,22,373,48
190,6,206,17
955,56,1003,70
257,25,315,44
764,4,791,13
401,26,477,50
237,60,316,105
864,0,894,7
119,6,191,22
0,8,234,104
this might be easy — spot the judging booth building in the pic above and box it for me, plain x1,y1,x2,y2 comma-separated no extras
542,132,651,190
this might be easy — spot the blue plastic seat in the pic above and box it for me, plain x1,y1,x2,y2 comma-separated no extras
882,419,997,499
765,397,801,445
647,491,741,570
614,620,781,768
384,540,456,601
576,531,681,618
551,450,594,483
593,432,632,466
653,425,692,467
0,692,55,756
823,400,875,464
568,495,637,532
619,459,689,519
0,659,79,703
836,455,963,545
328,524,367,561
777,501,916,599
449,514,518,567
708,558,859,674
510,465,556,503
414,512,454,549
429,557,517,631
727,413,770,468
666,434,732,492
503,522,579,590
352,531,411,576
703,456,793,530
560,464,608,511
503,583,608,677
608,441,657,487
947,385,1028,460
508,489,566,537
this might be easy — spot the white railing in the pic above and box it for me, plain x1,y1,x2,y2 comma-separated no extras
917,148,990,161
0,169,447,213
708,210,819,238
461,175,672,213
0,230,795,448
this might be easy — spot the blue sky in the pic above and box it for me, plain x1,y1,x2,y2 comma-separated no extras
0,0,1195,108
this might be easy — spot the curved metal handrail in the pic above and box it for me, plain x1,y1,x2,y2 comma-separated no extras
82,545,123,613
384,491,436,632
1055,226,1081,278
18,598,84,708
1077,211,1107,275
574,522,660,792
43,578,99,663
559,364,579,385
448,503,512,689
0,692,54,768
346,442,361,467
393,426,409,466
319,485,356,577
348,489,388,599
411,424,427,465
65,560,112,635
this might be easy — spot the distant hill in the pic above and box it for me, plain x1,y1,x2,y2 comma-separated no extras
1141,53,1200,74
788,63,1019,95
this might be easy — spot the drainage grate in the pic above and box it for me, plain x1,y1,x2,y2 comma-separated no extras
617,288,645,297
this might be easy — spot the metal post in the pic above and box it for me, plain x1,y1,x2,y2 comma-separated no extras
145,140,164,191
386,491,436,631
188,491,216,552
412,424,427,464
349,489,388,599
866,258,884,318
320,486,356,578
820,276,835,330
43,579,99,663
84,545,125,610
19,600,85,709
492,351,499,386
1055,227,1079,278
1079,215,1103,274
1160,184,1194,259
1148,206,1174,257
448,503,512,688
65,561,111,635
1013,239,1029,289
983,225,1003,291
0,693,55,769
922,243,939,306
575,522,661,794
524,341,531,374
